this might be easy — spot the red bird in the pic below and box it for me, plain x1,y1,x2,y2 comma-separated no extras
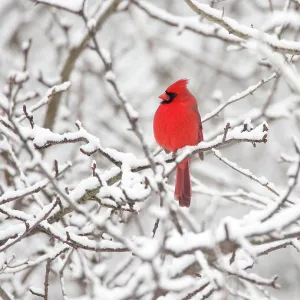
153,79,203,207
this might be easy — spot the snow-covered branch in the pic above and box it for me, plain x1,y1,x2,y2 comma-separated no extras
202,72,277,122
212,148,279,196
31,0,85,14
19,119,268,177
133,0,240,43
184,0,300,54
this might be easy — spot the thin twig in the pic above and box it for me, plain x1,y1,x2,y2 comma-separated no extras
212,148,280,196
44,259,51,300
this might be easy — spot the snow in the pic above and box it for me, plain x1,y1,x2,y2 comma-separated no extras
149,205,168,219
93,263,107,277
68,232,126,251
0,178,48,205
135,0,241,44
8,70,29,84
166,230,213,255
69,176,99,202
4,244,70,273
246,40,300,93
125,103,139,120
34,0,85,13
18,90,39,102
105,70,116,82
261,11,300,32
189,0,300,54
98,185,125,203
212,89,223,100
257,176,268,185
46,81,71,96
195,250,222,289
159,275,194,291
23,122,102,156
164,121,268,178
127,236,160,260
87,18,96,31
0,204,30,221
17,81,71,123
243,118,254,131
265,94,300,119
203,73,276,122
165,198,300,259
162,255,196,279
101,48,112,65
121,164,148,201
21,40,30,51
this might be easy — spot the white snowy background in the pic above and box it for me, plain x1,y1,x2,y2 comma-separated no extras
1,0,300,299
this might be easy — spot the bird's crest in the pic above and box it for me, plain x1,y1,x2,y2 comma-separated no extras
166,78,189,94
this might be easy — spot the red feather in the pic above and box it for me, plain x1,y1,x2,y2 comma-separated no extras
153,79,203,207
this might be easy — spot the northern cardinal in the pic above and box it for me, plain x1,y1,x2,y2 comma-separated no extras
153,79,203,207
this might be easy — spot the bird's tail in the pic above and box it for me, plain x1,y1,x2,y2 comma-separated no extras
174,158,191,207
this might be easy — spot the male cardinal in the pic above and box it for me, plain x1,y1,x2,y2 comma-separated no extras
153,79,203,207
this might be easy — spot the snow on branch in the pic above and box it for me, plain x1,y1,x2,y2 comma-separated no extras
133,0,241,43
165,148,300,263
212,148,279,196
167,121,268,175
184,0,300,55
0,162,70,205
202,72,277,122
246,40,300,94
21,119,268,176
0,197,129,256
0,197,60,252
17,81,71,123
31,0,85,14
11,117,268,230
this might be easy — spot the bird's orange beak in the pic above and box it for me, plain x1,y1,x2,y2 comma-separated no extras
159,92,169,101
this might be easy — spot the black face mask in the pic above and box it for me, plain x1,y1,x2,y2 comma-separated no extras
161,91,177,104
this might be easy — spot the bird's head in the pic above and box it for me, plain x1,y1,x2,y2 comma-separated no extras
159,78,189,104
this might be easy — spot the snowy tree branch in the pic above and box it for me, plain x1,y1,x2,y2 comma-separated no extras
133,0,240,43
184,0,300,55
